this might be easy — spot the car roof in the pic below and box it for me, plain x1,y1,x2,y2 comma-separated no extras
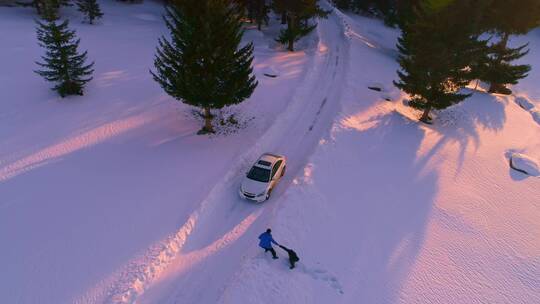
254,153,283,168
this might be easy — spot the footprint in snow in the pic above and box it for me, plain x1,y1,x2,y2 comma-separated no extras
253,255,344,294
298,265,344,294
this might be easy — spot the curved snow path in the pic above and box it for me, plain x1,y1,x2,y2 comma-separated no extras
78,4,349,304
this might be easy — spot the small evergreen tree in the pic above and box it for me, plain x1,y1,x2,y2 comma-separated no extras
394,0,485,123
77,0,103,24
152,0,258,134
35,18,94,97
275,0,329,51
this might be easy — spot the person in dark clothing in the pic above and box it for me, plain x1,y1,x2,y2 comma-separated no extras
279,245,300,269
258,228,279,259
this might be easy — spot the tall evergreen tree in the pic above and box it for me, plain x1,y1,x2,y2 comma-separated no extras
394,0,486,123
77,0,103,24
275,0,329,51
35,18,94,97
152,0,258,134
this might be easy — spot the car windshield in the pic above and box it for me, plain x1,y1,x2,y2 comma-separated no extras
247,166,271,183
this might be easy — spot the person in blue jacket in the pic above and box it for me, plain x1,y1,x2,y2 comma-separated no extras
259,228,279,259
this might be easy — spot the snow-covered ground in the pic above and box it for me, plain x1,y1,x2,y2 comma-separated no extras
1,1,539,304
0,1,313,303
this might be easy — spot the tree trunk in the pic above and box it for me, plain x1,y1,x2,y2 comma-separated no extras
288,38,294,51
287,15,295,52
489,32,512,94
419,105,432,124
203,107,215,133
281,12,287,24
256,0,263,31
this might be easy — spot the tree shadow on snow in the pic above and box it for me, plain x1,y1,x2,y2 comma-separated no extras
422,91,506,175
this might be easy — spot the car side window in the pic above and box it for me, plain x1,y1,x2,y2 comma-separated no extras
271,160,282,179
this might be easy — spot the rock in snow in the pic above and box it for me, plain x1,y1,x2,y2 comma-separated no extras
510,153,540,176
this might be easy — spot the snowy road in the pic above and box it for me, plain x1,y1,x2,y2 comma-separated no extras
89,5,350,304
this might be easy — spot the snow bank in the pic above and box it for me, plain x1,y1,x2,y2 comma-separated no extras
510,153,540,176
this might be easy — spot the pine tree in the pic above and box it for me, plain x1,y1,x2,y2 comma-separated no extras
274,0,329,51
475,0,540,94
394,0,485,123
77,0,103,24
35,18,94,97
152,1,258,134
477,39,531,95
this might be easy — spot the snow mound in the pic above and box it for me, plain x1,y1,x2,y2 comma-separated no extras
510,153,540,176
515,96,535,110
514,95,540,125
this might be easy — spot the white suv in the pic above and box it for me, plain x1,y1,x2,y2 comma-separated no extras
239,153,287,202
